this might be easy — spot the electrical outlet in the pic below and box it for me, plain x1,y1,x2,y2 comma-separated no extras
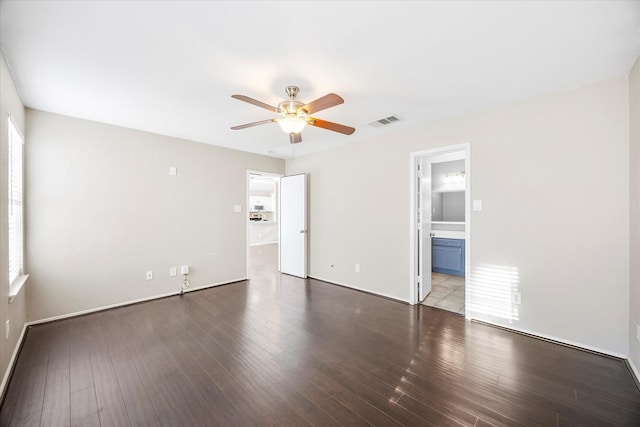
355,264,360,273
636,324,640,342
146,271,153,280
511,292,521,305
169,267,177,277
169,166,177,176
5,320,10,339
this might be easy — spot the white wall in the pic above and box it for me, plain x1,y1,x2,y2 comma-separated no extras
25,110,284,321
0,54,27,397
287,77,630,356
629,56,640,371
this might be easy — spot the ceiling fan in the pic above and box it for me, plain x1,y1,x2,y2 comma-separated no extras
230,86,355,144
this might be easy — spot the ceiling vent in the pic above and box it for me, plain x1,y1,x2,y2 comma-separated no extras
369,115,400,127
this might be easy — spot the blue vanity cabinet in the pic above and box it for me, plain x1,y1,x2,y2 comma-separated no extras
432,238,465,276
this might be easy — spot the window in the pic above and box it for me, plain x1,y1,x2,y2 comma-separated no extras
8,117,24,290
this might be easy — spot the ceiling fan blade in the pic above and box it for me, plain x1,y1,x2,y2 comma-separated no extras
302,93,344,115
307,118,355,135
289,133,302,144
231,118,275,130
231,95,278,112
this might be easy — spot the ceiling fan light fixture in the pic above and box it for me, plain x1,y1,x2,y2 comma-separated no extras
231,85,355,141
277,116,307,134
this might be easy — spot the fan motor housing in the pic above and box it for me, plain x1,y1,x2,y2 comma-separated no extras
285,85,300,99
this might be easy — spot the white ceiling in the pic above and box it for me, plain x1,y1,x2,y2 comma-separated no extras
1,1,638,159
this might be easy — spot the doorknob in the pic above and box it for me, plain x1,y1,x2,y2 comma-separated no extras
429,232,436,237
299,230,307,234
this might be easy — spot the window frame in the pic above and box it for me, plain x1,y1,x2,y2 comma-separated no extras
8,116,27,300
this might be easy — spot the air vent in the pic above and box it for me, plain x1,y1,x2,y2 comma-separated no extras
369,115,400,127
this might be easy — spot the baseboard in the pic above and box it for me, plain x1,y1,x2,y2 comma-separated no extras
626,359,640,392
28,277,248,326
1,277,247,406
471,318,627,359
310,278,625,359
9,275,636,400
0,323,28,404
308,275,409,305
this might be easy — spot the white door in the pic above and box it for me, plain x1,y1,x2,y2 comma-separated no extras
280,174,307,278
418,159,432,301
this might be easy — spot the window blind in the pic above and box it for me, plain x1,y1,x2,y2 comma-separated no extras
8,118,24,285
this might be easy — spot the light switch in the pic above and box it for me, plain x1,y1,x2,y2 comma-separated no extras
233,205,242,213
169,166,177,176
473,200,482,211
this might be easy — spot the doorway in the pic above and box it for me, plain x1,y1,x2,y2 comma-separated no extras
409,144,470,317
247,171,281,279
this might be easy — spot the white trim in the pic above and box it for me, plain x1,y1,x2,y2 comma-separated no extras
8,274,29,303
463,146,471,318
7,115,24,141
1,277,246,398
628,358,640,386
409,143,471,316
309,275,409,304
0,322,28,400
7,117,25,287
28,277,247,326
409,155,418,305
3,273,634,400
473,318,627,359
312,270,626,360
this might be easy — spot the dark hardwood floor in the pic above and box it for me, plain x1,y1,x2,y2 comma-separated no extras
2,243,639,426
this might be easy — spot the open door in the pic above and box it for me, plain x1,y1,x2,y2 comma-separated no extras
280,174,307,278
418,159,432,302
411,145,469,314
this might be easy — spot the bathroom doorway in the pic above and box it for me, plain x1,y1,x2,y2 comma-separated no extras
410,144,470,316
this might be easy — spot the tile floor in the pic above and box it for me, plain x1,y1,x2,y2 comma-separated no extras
422,272,465,315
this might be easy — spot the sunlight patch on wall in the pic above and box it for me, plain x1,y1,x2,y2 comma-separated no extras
469,264,520,323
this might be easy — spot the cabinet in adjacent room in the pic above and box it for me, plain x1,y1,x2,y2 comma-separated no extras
432,238,465,276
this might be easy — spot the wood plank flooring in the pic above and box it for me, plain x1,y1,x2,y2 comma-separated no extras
2,243,639,426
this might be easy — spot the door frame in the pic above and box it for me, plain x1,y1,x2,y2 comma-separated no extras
246,170,283,279
409,143,471,317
